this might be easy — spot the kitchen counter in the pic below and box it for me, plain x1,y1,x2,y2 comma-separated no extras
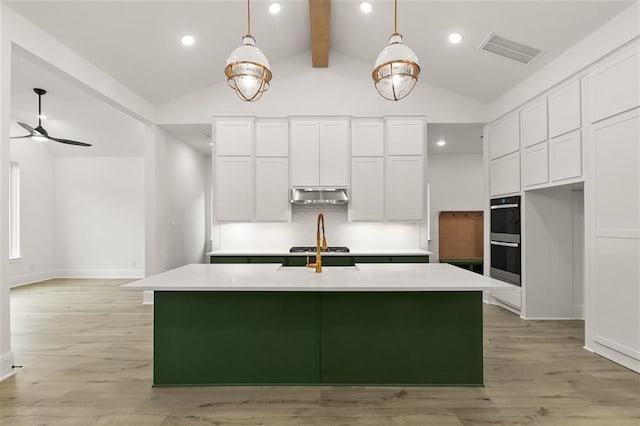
123,263,515,387
207,248,432,256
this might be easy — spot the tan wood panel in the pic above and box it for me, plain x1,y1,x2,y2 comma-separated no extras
439,210,484,260
309,0,330,67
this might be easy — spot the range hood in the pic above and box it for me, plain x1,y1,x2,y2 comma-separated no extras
290,187,349,205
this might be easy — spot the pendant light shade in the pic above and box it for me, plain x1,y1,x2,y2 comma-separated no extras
225,0,272,102
372,0,420,101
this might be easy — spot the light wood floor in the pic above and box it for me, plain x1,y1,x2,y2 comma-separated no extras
0,279,638,425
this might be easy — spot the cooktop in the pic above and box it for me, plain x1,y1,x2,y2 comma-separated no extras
289,246,350,253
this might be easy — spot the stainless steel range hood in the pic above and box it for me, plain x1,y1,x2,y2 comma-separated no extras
290,187,349,205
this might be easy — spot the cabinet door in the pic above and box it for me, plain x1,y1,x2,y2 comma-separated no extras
352,120,384,157
521,99,548,148
255,158,289,222
490,152,520,196
591,49,639,123
549,130,581,182
489,114,519,159
256,120,288,157
319,120,349,186
215,120,253,156
387,119,424,155
350,157,384,221
386,156,424,221
523,142,548,187
290,121,320,186
215,156,252,221
548,80,581,138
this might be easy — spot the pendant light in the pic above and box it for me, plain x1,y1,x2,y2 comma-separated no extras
225,0,272,102
372,0,420,101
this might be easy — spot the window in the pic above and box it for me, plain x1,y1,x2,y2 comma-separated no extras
9,161,20,259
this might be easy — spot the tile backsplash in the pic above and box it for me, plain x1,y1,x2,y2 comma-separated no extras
216,205,422,250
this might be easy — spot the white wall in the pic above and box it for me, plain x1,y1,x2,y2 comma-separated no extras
427,154,485,263
8,138,56,286
54,157,145,278
157,51,488,124
146,127,207,275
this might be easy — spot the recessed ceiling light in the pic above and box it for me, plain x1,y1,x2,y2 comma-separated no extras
437,140,446,146
181,35,195,47
448,32,463,45
37,114,47,120
360,1,373,14
268,3,281,15
209,142,213,147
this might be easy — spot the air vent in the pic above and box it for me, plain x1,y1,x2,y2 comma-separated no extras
479,33,542,64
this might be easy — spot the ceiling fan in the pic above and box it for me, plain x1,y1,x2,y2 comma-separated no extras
11,88,92,147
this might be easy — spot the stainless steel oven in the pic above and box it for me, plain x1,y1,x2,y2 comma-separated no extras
490,196,521,286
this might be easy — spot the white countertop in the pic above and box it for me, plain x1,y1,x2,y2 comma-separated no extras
122,263,513,292
207,249,432,256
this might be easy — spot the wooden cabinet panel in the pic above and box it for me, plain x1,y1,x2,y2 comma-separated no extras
352,120,384,157
215,120,253,156
215,156,252,221
319,121,349,186
386,156,424,221
523,142,549,187
489,114,519,159
521,99,548,147
255,158,289,222
387,119,424,155
549,130,582,182
290,121,320,186
548,80,581,138
350,157,384,221
256,120,288,157
591,49,639,123
490,152,520,196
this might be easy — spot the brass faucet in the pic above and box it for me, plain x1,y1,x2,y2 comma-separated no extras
306,213,328,273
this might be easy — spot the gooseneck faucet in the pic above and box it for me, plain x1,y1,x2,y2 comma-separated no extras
306,213,328,273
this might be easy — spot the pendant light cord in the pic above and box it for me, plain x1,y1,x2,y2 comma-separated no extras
394,0,398,34
247,0,251,35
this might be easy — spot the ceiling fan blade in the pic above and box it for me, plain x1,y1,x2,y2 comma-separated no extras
10,135,35,139
48,136,92,147
17,122,36,135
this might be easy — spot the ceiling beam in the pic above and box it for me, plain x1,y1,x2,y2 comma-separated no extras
309,0,330,67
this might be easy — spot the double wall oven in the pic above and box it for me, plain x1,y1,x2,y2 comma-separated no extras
490,196,521,286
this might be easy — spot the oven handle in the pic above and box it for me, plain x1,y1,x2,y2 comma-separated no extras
490,240,519,247
490,204,519,210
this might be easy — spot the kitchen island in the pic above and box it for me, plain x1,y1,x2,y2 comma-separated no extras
122,263,514,387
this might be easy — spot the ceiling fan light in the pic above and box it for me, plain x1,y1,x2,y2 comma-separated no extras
225,36,272,102
32,135,47,142
372,33,420,101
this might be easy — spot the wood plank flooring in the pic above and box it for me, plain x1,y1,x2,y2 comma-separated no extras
1,278,638,425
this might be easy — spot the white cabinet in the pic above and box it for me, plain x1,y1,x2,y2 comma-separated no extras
256,120,288,157
386,156,424,221
549,130,582,182
490,152,520,196
523,142,548,187
350,157,384,221
386,119,424,155
352,120,384,157
215,156,252,221
521,99,548,148
290,119,348,187
548,80,581,138
255,158,289,222
215,119,253,156
489,113,520,159
591,49,639,123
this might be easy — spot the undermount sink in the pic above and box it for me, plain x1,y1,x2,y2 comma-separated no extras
276,265,360,272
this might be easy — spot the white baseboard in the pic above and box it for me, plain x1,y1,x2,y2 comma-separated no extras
142,290,154,305
0,351,16,382
55,269,145,279
9,270,57,288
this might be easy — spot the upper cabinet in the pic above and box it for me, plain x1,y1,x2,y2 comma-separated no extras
256,120,288,157
215,156,253,221
215,119,253,156
386,156,424,221
490,152,520,196
290,119,349,187
590,49,639,123
548,80,581,138
489,113,519,159
351,120,384,157
255,158,289,222
521,99,548,148
387,118,424,155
